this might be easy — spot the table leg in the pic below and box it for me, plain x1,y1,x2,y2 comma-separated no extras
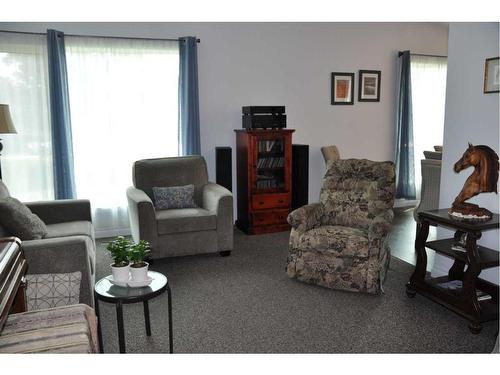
143,300,151,336
167,284,173,353
116,301,126,353
94,293,104,353
463,232,482,334
407,219,429,297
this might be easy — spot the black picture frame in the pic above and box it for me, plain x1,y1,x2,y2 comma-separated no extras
484,57,499,94
358,70,381,102
331,72,354,105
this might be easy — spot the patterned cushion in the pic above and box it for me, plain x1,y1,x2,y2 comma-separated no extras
25,272,81,310
320,159,395,229
0,197,48,240
297,225,369,258
0,304,98,353
152,184,197,210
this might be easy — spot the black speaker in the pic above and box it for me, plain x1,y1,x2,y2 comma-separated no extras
216,147,232,192
292,144,309,211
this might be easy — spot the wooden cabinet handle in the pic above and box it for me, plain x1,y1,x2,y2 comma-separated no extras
259,201,264,205
278,199,284,203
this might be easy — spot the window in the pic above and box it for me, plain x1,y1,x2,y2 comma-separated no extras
0,32,54,201
410,55,447,199
65,36,179,236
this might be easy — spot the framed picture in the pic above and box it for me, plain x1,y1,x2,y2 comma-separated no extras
331,72,354,105
484,57,499,94
358,70,381,102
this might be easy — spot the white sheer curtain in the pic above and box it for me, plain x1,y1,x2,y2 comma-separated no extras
410,55,447,199
0,32,54,201
65,36,179,237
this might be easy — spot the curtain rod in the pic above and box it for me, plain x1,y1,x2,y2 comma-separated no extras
0,29,200,43
398,51,446,58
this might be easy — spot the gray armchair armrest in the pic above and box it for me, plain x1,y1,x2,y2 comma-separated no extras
202,182,233,251
126,187,157,249
25,199,92,224
287,203,324,232
22,236,95,307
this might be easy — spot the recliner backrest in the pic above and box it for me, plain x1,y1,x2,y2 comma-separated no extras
132,156,209,206
320,159,395,229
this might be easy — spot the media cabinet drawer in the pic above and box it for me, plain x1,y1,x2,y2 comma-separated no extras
251,193,289,210
251,209,289,226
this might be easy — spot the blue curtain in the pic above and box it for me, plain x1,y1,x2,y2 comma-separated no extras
47,29,76,199
178,36,201,155
395,50,416,200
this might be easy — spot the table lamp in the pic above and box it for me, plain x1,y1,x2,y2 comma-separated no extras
0,104,17,180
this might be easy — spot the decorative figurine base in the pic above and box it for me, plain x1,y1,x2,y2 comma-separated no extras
449,203,493,223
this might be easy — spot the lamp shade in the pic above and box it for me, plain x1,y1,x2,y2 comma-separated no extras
0,104,17,134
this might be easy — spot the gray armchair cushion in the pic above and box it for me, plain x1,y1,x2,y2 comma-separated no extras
25,200,92,225
152,184,196,210
45,221,94,241
133,156,208,206
0,197,48,240
156,208,216,235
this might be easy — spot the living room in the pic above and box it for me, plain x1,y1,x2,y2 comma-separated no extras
0,1,499,373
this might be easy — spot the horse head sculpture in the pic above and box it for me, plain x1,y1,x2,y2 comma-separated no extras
450,143,499,221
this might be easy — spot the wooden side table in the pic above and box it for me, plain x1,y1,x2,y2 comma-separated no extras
406,209,499,334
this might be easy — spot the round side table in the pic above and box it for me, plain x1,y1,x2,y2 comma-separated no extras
94,271,173,353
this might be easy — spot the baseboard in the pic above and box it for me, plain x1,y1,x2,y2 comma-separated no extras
95,227,131,239
394,199,419,208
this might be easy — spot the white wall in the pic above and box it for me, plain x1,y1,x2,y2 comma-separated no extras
435,23,500,284
0,22,448,215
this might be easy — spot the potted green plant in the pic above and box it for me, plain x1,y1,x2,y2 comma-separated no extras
106,236,131,282
129,240,151,282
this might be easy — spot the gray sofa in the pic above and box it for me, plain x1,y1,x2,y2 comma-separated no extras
0,180,96,307
127,156,233,259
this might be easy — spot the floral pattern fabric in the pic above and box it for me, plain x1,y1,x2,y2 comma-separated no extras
286,159,395,294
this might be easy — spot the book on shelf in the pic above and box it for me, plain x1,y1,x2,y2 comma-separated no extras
257,156,284,169
258,140,283,153
434,280,492,301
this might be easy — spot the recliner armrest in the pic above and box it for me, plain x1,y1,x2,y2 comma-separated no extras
25,200,92,224
287,203,324,231
367,211,394,241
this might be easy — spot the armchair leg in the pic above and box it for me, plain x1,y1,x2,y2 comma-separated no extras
219,251,231,257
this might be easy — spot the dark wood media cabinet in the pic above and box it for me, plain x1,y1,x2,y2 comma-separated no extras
406,209,499,334
235,129,294,235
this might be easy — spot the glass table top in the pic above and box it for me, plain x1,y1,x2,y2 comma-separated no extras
94,271,168,301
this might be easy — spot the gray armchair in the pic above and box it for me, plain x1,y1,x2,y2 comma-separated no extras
127,156,233,259
0,180,95,307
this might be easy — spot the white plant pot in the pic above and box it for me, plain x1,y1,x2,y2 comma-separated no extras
111,263,130,282
130,262,149,282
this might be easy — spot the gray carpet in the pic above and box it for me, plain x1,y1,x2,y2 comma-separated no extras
95,229,498,353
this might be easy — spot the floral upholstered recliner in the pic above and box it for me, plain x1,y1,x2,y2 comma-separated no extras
286,159,395,294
